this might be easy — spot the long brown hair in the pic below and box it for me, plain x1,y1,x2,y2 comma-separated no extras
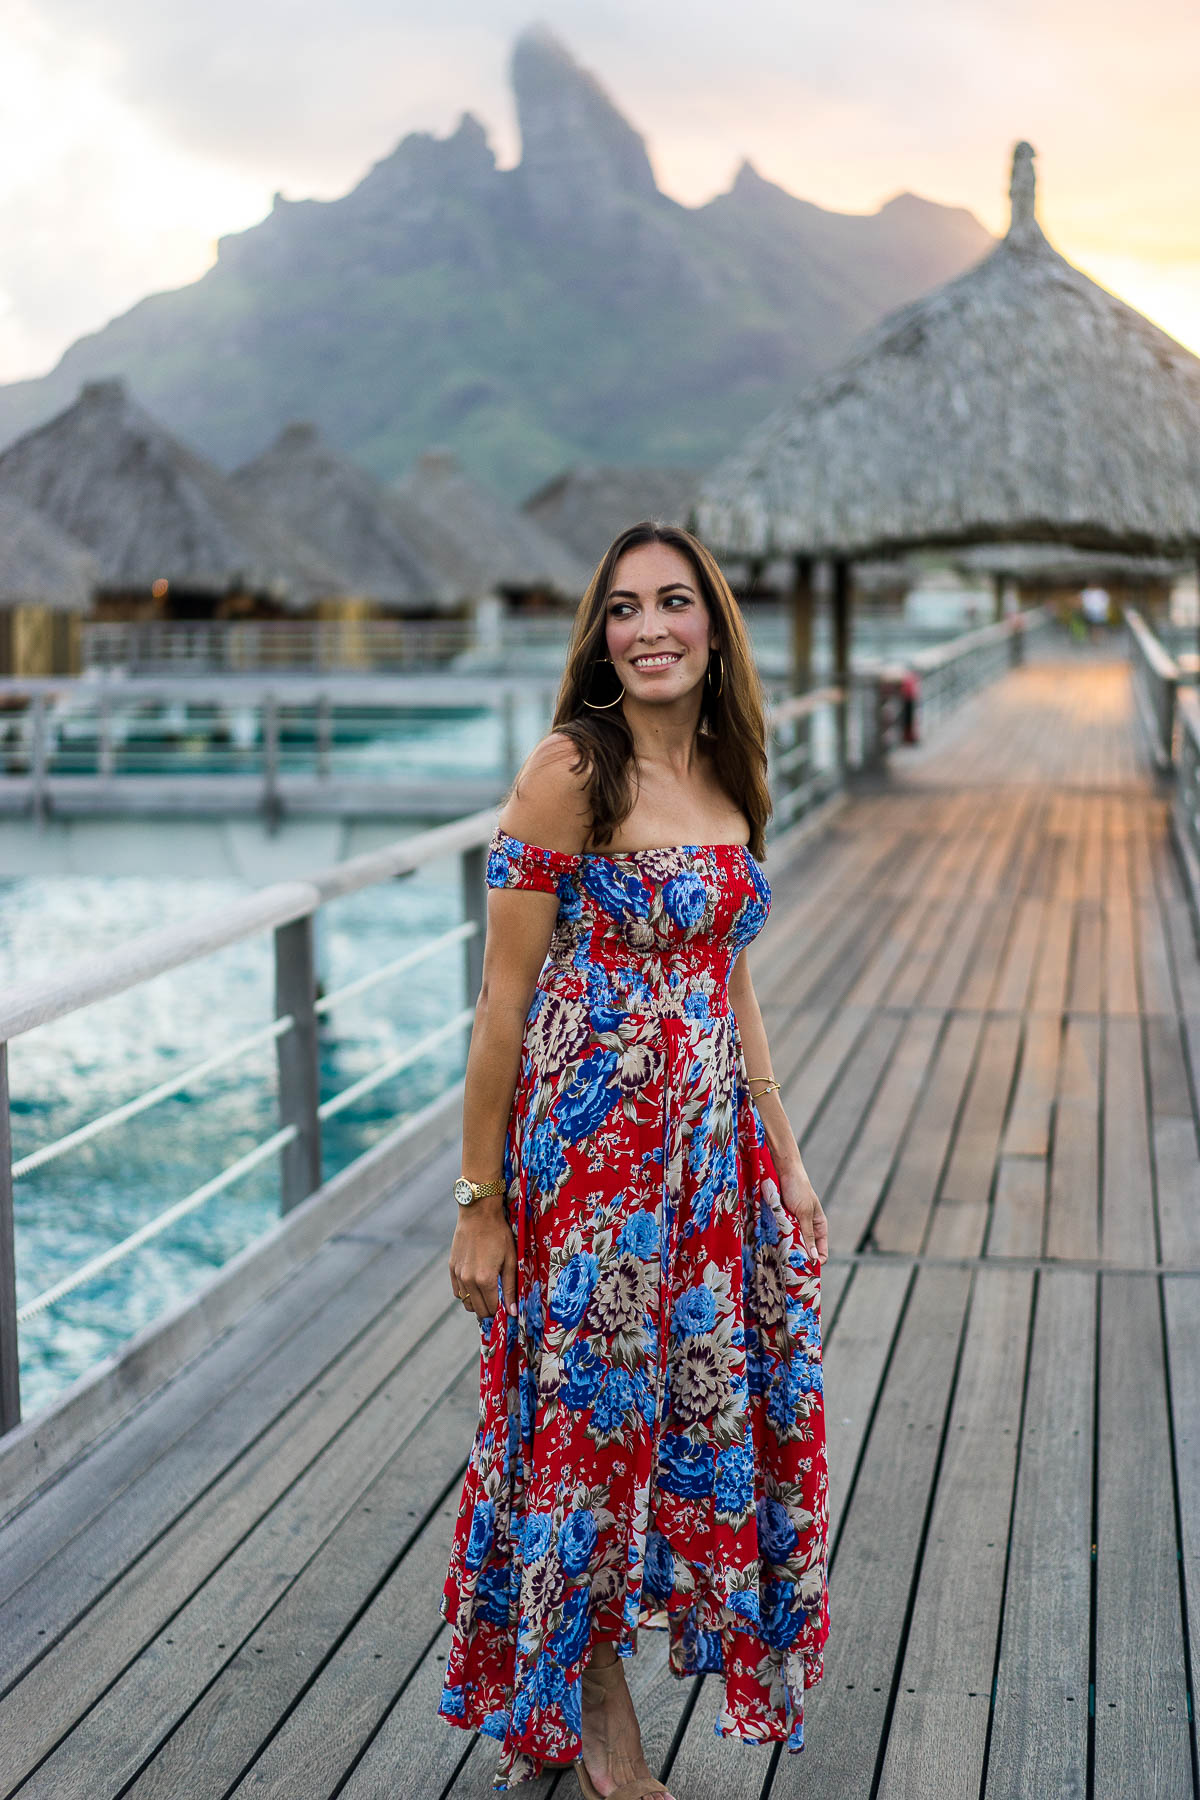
548,521,771,859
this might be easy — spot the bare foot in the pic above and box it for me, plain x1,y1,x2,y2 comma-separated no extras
580,1651,676,1799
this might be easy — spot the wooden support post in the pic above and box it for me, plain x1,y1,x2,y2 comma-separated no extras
992,573,1005,623
832,557,852,777
0,1044,19,1435
461,844,487,1007
274,915,322,1215
261,691,281,832
788,555,815,697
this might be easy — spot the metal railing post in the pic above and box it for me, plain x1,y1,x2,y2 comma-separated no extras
262,692,281,829
316,694,332,780
461,844,487,1007
274,916,322,1214
98,690,115,777
0,1044,20,1434
29,693,47,828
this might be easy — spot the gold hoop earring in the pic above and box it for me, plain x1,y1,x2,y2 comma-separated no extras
583,657,625,710
706,651,724,700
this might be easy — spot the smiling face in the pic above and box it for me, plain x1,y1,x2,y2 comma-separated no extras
604,540,719,705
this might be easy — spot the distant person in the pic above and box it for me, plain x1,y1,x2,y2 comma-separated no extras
1080,586,1110,641
438,522,829,1795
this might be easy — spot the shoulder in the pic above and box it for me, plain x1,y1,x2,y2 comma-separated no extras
497,731,592,854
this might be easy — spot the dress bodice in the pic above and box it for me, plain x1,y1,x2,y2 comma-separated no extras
485,828,771,1023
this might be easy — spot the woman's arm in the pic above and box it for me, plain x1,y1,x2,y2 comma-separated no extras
728,950,829,1264
448,734,591,1321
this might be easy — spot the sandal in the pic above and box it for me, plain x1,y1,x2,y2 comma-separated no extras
574,1660,676,1800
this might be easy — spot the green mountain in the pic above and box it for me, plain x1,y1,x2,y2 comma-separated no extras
0,26,994,501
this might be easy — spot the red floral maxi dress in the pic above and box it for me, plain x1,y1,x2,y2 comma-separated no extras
438,829,829,1789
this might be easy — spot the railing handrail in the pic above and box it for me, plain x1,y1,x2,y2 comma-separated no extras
1124,605,1181,682
906,605,1049,674
1179,684,1200,747
0,674,540,704
0,806,499,1045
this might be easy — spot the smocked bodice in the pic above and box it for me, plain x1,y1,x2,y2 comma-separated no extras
485,829,772,1022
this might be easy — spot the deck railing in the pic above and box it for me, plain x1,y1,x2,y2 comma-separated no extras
1124,606,1181,770
898,606,1053,734
1174,688,1200,950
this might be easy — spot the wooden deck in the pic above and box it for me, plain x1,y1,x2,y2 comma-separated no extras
2,640,1199,1800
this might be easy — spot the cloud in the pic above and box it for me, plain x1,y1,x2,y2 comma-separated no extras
2,0,1199,381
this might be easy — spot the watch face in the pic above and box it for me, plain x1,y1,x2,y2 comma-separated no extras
454,1178,473,1206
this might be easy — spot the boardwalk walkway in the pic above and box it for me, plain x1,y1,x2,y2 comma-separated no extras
2,641,1199,1800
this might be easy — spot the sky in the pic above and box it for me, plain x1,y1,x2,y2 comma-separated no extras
2,0,1199,384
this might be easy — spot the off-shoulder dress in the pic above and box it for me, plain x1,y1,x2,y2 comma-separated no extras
437,829,829,1789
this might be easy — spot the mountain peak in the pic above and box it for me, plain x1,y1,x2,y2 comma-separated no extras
511,23,658,226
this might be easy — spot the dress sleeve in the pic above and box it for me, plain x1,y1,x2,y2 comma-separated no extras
485,828,581,896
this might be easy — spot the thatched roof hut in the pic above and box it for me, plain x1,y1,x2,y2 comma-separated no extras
0,495,97,610
698,143,1200,561
234,423,459,613
393,451,589,602
0,380,345,606
522,464,700,567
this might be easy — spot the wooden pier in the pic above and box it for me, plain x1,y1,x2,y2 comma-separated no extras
2,641,1198,1799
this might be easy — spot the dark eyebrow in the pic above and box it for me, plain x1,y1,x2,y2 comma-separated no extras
607,582,696,600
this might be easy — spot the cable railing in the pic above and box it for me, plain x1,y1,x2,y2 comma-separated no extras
0,808,497,1435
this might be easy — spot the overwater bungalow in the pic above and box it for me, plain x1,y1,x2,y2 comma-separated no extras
0,494,97,675
234,423,460,618
393,451,589,610
522,464,700,568
0,380,346,629
698,142,1200,690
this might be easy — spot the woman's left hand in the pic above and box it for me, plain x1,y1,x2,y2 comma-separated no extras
778,1163,829,1265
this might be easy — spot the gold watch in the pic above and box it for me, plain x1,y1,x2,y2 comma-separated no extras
454,1176,506,1207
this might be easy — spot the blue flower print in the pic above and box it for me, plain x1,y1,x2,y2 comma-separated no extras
519,1368,537,1441
561,1339,605,1409
440,1682,466,1718
556,1048,621,1143
592,1366,633,1434
767,1361,803,1434
523,1279,544,1349
760,1575,801,1649
683,989,711,1021
581,858,652,919
548,1582,591,1665
522,1511,553,1563
643,1529,675,1602
527,1119,568,1198
562,1672,583,1734
465,1499,495,1569
558,1507,599,1576
535,1656,567,1707
485,846,512,887
661,870,708,928
756,1197,780,1246
730,896,769,951
757,1494,798,1564
480,1708,510,1739
657,1431,715,1498
746,851,771,907
672,1283,717,1337
549,1252,599,1327
557,875,583,922
727,1588,761,1624
714,1443,754,1514
475,1563,512,1625
511,1679,534,1733
619,1209,659,1259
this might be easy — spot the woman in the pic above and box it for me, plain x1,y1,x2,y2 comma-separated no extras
438,522,830,1797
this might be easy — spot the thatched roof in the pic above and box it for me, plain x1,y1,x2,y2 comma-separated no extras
393,451,589,599
956,542,1189,587
522,464,701,568
0,380,346,606
0,495,97,610
234,423,459,612
698,143,1200,561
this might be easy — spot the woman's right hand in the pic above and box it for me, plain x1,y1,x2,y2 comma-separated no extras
448,1198,518,1321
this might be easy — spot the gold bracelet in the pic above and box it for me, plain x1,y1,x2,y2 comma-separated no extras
747,1075,782,1098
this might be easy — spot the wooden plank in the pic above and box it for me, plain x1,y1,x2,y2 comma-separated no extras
1162,1275,1200,1800
992,895,1046,1013
796,1012,906,1205
1046,1015,1100,1263
1028,897,1075,1015
986,1155,1046,1260
1068,899,1103,1014
1003,1014,1059,1159
123,1375,478,1800
877,1268,1034,1800
786,1007,872,1146
985,1269,1095,1799
819,1261,913,1533
1146,1017,1200,1267
1093,1273,1193,1797
0,1291,478,1792
1100,1016,1156,1268
822,1011,944,1254
0,1227,452,1680
926,1015,1022,1258
871,1013,987,1256
768,1266,973,1799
